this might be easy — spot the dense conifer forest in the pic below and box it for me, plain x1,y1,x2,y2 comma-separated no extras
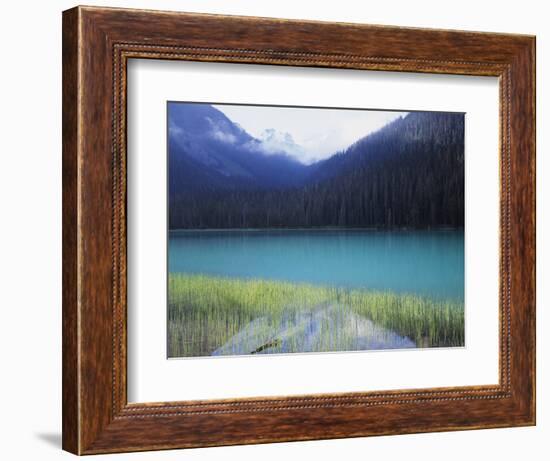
168,107,464,230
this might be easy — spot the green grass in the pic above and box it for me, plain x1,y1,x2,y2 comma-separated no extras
168,273,464,357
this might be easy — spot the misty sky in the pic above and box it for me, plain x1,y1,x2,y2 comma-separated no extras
214,104,408,164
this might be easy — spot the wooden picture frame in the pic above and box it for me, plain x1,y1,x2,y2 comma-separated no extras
62,5,535,455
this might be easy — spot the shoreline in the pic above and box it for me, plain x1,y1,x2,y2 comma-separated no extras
169,226,464,233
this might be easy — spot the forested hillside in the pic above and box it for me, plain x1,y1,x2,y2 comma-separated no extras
169,109,464,229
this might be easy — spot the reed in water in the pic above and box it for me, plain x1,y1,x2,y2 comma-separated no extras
168,273,464,357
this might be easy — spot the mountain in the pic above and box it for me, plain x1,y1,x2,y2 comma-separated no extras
256,128,306,159
302,112,465,227
168,103,309,199
168,108,464,230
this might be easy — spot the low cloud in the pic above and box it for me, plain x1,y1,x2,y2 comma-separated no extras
210,129,237,144
168,123,183,137
206,116,237,144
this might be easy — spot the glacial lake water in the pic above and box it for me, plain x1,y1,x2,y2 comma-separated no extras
168,229,464,301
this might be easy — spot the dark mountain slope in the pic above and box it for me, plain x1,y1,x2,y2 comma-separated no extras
169,111,464,230
168,103,309,198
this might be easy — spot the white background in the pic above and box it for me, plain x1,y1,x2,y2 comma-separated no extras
128,60,499,402
0,0,546,460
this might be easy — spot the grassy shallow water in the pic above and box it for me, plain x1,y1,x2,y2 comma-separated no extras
168,274,464,357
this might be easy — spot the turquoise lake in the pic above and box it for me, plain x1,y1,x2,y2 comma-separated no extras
168,230,464,300
168,229,464,301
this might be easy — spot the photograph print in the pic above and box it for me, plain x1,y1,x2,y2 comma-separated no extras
167,101,465,358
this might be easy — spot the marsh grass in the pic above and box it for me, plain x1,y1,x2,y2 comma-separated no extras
168,274,464,357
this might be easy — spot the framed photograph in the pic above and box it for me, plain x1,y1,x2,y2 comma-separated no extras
62,6,535,455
